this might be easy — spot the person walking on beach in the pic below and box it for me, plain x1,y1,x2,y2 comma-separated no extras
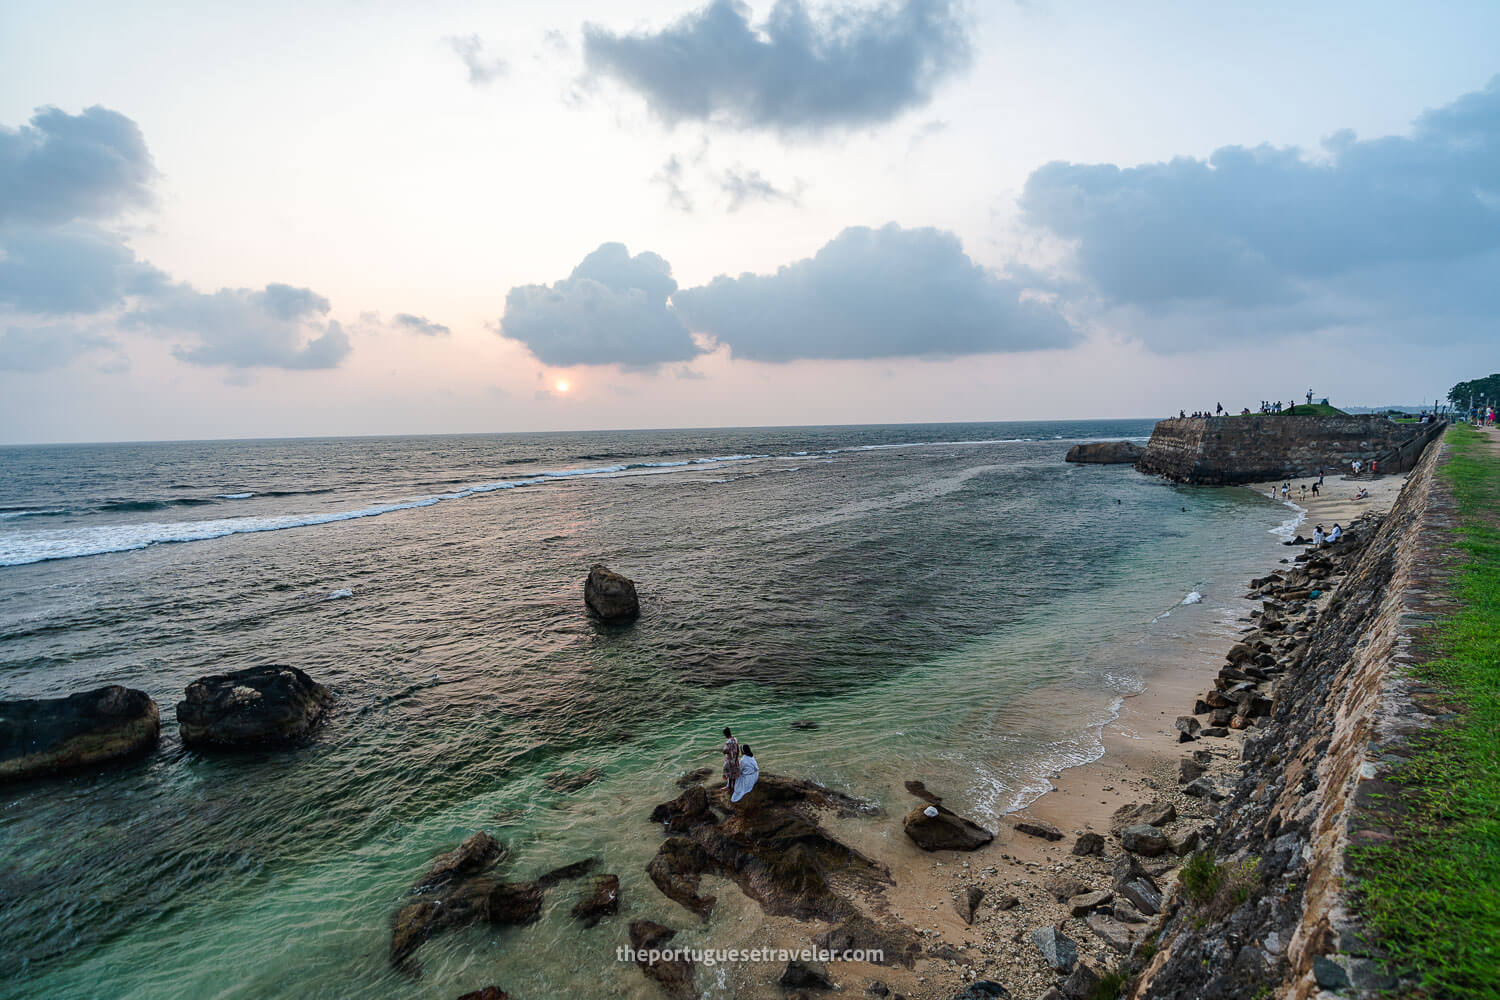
730,745,760,803
1318,467,1325,485
721,728,740,791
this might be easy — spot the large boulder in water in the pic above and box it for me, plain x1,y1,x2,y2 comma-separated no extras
176,664,332,750
1064,441,1143,464
584,564,639,623
0,685,160,782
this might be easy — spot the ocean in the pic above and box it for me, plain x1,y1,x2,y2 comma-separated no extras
0,421,1301,998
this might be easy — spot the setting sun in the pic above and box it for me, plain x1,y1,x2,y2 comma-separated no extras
554,379,571,393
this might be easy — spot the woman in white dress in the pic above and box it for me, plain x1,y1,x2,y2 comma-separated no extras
731,746,759,803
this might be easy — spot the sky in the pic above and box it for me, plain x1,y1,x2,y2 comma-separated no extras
1,0,1497,443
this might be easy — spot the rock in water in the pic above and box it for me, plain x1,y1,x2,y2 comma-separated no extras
629,920,697,999
176,665,332,750
903,802,994,851
584,564,639,624
1064,441,1144,464
1029,925,1078,972
570,874,620,927
0,685,160,782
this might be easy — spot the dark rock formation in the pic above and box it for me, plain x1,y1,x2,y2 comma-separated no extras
903,802,994,852
1061,963,1102,1000
584,564,639,623
1072,832,1105,856
1012,818,1064,841
779,959,834,990
644,773,891,926
813,915,922,969
1029,925,1077,972
570,874,619,927
388,831,594,969
1067,890,1112,917
544,767,603,793
455,988,509,1000
904,778,942,804
1064,440,1143,464
1121,824,1171,857
1,685,159,782
629,920,696,999
954,885,985,924
950,982,1012,999
176,664,331,750
1109,800,1176,833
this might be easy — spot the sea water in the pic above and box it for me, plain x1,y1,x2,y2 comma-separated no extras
0,421,1290,998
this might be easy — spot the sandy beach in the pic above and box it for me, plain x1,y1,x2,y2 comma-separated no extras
805,468,1415,1000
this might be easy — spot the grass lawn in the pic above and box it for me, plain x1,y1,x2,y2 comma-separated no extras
1348,423,1500,997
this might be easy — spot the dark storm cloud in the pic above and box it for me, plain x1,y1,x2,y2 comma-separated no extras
125,282,351,370
0,325,116,372
0,106,156,226
582,0,972,133
446,34,508,86
671,223,1078,361
0,224,166,314
499,242,700,367
393,312,452,336
1018,74,1500,341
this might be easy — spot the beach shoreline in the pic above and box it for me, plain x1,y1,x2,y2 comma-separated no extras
808,469,1412,1000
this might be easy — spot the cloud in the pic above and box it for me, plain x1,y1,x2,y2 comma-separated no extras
718,165,800,211
0,324,115,371
0,106,156,226
500,242,699,367
125,282,351,369
583,0,972,134
672,223,1078,361
1018,74,1500,345
446,35,508,86
0,223,166,314
393,312,451,336
653,155,694,212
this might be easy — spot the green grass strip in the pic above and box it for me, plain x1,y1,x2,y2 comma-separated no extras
1349,423,1500,998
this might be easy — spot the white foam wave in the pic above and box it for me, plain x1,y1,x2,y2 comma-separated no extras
0,509,66,520
1182,591,1202,605
1269,498,1308,541
327,589,353,600
0,436,1048,567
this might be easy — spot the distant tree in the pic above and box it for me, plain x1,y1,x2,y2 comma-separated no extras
1449,373,1500,409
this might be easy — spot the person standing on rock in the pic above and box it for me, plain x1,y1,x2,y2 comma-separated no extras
1313,525,1326,547
731,746,759,803
721,727,740,791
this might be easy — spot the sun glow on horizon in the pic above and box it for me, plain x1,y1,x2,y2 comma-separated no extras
554,379,571,393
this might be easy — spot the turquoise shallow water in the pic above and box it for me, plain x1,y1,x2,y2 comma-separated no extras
0,422,1297,998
